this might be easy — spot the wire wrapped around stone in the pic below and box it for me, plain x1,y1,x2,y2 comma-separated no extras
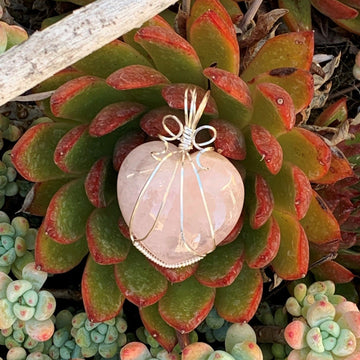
129,87,218,261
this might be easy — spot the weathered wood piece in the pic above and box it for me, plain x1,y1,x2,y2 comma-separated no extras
0,0,178,106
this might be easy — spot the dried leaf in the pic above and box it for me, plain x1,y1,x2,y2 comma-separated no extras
238,9,288,48
313,53,341,90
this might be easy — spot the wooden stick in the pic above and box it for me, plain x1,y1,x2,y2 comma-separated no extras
0,0,178,106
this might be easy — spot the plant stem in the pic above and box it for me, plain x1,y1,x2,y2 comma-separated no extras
176,330,191,350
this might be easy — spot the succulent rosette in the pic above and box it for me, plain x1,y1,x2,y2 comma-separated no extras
0,211,37,275
10,0,349,351
69,311,127,359
285,281,360,360
0,262,56,342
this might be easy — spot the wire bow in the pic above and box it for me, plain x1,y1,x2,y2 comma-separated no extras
129,88,218,267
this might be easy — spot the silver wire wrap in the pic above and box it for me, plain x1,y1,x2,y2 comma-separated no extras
129,88,218,267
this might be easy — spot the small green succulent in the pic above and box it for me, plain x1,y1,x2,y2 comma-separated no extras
121,323,263,360
0,319,49,353
0,20,28,54
0,263,56,343
0,151,22,209
0,116,22,151
285,281,360,359
71,311,127,358
0,211,37,275
5,347,51,360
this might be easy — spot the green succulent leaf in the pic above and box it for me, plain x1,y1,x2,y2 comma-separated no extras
84,157,117,208
11,122,73,182
50,76,130,122
311,260,354,284
244,174,274,229
114,247,168,307
73,40,152,78
122,15,172,58
86,201,131,265
106,65,170,108
35,224,88,273
139,303,177,352
336,249,360,271
278,0,312,31
242,124,283,175
243,216,280,269
187,0,236,34
151,262,199,283
334,14,360,35
54,124,127,175
241,31,314,82
134,26,206,87
33,68,85,120
314,147,354,184
89,102,146,137
159,276,215,333
204,67,252,127
265,162,312,220
249,82,295,137
194,237,244,287
271,210,309,280
300,190,341,245
189,10,239,74
215,264,263,323
314,97,348,126
250,68,314,114
43,177,94,244
162,84,218,116
311,0,358,19
23,178,72,216
82,255,125,322
2,22,28,50
278,127,331,181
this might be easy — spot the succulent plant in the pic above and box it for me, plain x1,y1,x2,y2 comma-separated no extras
0,211,37,275
284,280,360,359
70,311,127,358
0,262,56,343
121,322,262,360
196,307,231,344
10,0,348,351
5,347,51,360
0,116,22,151
0,21,28,54
301,100,360,284
278,0,360,35
0,151,23,209
0,319,49,354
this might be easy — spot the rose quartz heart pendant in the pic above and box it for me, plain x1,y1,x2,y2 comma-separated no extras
117,140,244,268
117,88,244,268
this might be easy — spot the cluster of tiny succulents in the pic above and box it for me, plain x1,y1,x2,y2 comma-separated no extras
279,0,360,35
284,280,360,359
0,212,37,274
120,322,262,360
0,262,56,345
70,310,128,358
0,151,23,209
8,0,357,353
